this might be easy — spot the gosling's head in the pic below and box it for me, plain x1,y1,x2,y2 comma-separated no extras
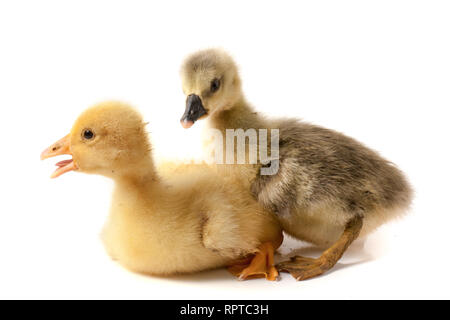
41,101,151,179
180,48,243,128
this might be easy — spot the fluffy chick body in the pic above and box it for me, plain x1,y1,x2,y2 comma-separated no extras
102,162,281,275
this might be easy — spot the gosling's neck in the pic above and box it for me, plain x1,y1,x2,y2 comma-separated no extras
209,96,266,131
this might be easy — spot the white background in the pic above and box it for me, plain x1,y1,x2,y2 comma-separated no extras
0,1,449,299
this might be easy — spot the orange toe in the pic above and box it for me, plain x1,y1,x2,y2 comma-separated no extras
228,242,279,281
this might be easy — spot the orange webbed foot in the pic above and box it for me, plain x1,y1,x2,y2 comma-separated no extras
277,256,331,281
228,242,279,281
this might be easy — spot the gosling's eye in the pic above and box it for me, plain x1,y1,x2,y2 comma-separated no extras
210,78,220,93
82,129,95,140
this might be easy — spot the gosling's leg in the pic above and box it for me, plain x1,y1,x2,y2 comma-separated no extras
228,234,283,281
278,215,363,281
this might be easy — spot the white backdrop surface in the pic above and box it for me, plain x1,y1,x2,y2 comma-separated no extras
0,1,449,299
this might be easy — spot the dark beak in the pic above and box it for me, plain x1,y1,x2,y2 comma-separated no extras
180,94,208,129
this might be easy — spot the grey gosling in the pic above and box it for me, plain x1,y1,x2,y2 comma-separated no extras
179,48,412,281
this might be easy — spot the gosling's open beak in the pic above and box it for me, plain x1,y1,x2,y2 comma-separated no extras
41,134,77,178
180,94,208,129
